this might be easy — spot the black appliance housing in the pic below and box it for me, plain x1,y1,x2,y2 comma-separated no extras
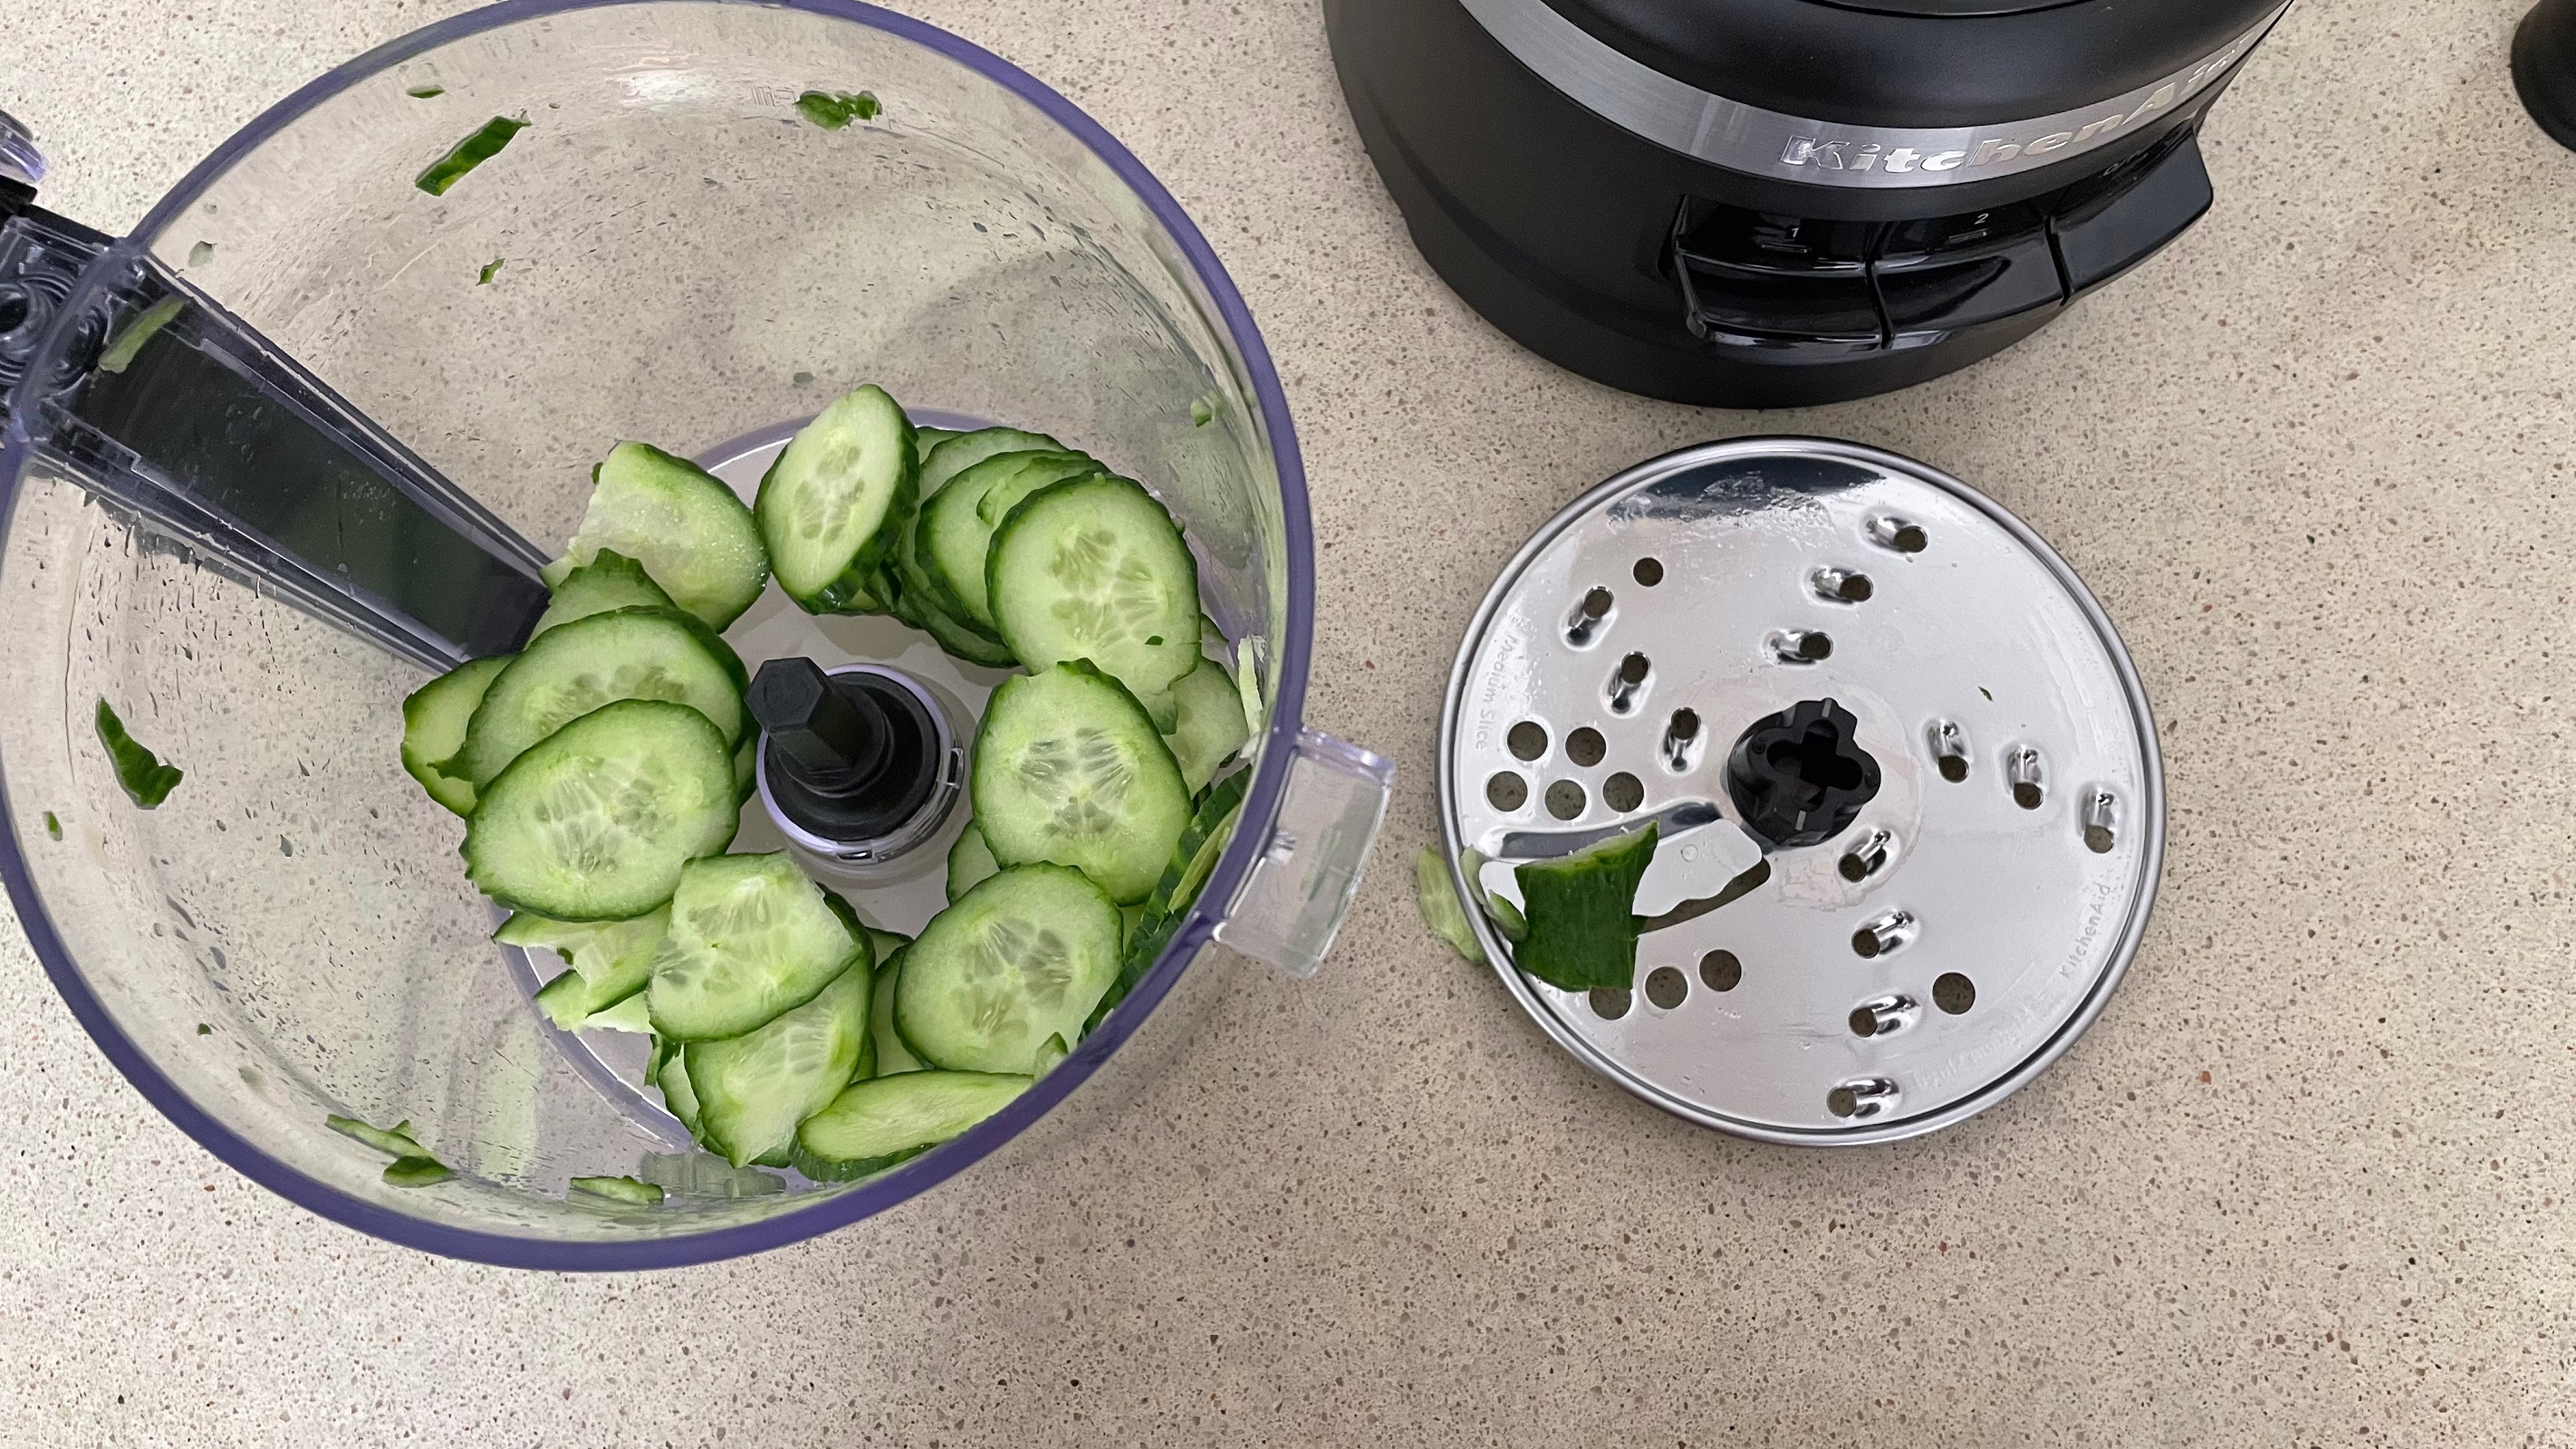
1325,0,2288,407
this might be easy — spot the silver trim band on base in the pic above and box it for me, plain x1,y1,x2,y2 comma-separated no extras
1454,0,2288,188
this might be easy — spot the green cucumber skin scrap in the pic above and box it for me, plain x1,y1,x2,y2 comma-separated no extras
1510,822,1659,993
94,698,182,807
415,115,527,195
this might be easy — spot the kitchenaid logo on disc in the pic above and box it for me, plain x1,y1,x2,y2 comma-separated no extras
1775,31,2261,177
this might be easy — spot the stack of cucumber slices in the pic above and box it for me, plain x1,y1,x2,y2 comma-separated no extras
392,384,1258,1195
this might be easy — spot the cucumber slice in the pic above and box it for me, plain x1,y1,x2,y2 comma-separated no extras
658,1050,703,1136
570,1174,664,1204
896,428,1058,617
529,549,677,639
869,950,926,1075
462,700,737,920
733,732,757,803
793,1070,1029,1180
946,821,999,902
920,427,1064,498
684,956,873,1166
910,592,1018,668
1161,656,1250,793
924,450,1101,629
756,384,917,613
912,427,963,465
987,475,1201,713
895,864,1121,1073
1091,767,1248,1029
647,852,870,1041
1511,821,1660,992
451,607,747,788
971,663,1193,905
401,656,511,815
544,442,769,629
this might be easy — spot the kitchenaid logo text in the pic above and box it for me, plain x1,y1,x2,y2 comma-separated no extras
1774,32,2258,176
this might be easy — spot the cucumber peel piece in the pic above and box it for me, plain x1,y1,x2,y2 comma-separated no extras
569,1174,665,1204
326,1114,425,1157
94,698,183,809
1510,821,1659,992
1415,846,1485,964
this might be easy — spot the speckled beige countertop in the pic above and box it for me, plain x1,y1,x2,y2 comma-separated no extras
3,0,2573,1444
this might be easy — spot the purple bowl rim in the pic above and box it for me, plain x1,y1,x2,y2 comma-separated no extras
0,0,1312,1270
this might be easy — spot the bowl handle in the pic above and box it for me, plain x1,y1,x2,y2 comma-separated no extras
1210,730,1395,978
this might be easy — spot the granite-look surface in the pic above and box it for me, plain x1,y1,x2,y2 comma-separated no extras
3,0,2572,1444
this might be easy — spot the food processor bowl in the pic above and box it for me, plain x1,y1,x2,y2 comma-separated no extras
0,0,1389,1266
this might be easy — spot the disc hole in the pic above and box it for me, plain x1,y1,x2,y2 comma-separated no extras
1565,588,1615,647
1544,779,1586,820
1589,988,1631,1019
1632,557,1664,587
1608,652,1652,713
1565,727,1606,767
1602,772,1644,812
1933,973,1976,1014
1643,966,1687,1010
1870,516,1927,554
1506,721,1548,762
1826,1087,1858,1118
1699,950,1741,992
1938,756,1969,783
1486,772,1528,811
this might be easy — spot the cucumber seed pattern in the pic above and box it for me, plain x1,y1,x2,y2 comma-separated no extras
962,915,1075,1046
532,753,668,878
1014,726,1135,839
1046,525,1166,647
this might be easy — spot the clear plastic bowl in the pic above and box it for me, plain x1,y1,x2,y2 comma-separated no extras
0,0,1389,1267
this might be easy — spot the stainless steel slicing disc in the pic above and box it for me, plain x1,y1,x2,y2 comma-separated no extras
1438,438,2164,1145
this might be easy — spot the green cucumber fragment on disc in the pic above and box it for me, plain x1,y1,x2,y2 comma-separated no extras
462,699,737,921
400,656,510,815
923,449,1102,630
734,732,758,803
1161,656,1251,793
1510,821,1659,992
447,606,746,788
1414,846,1485,964
946,820,1000,902
646,851,870,1041
971,662,1193,905
569,1174,664,1204
755,383,917,614
326,1113,425,1157
684,956,873,1166
793,1070,1031,1181
545,441,769,629
869,951,926,1075
529,548,677,639
896,865,1122,1074
985,474,1202,713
